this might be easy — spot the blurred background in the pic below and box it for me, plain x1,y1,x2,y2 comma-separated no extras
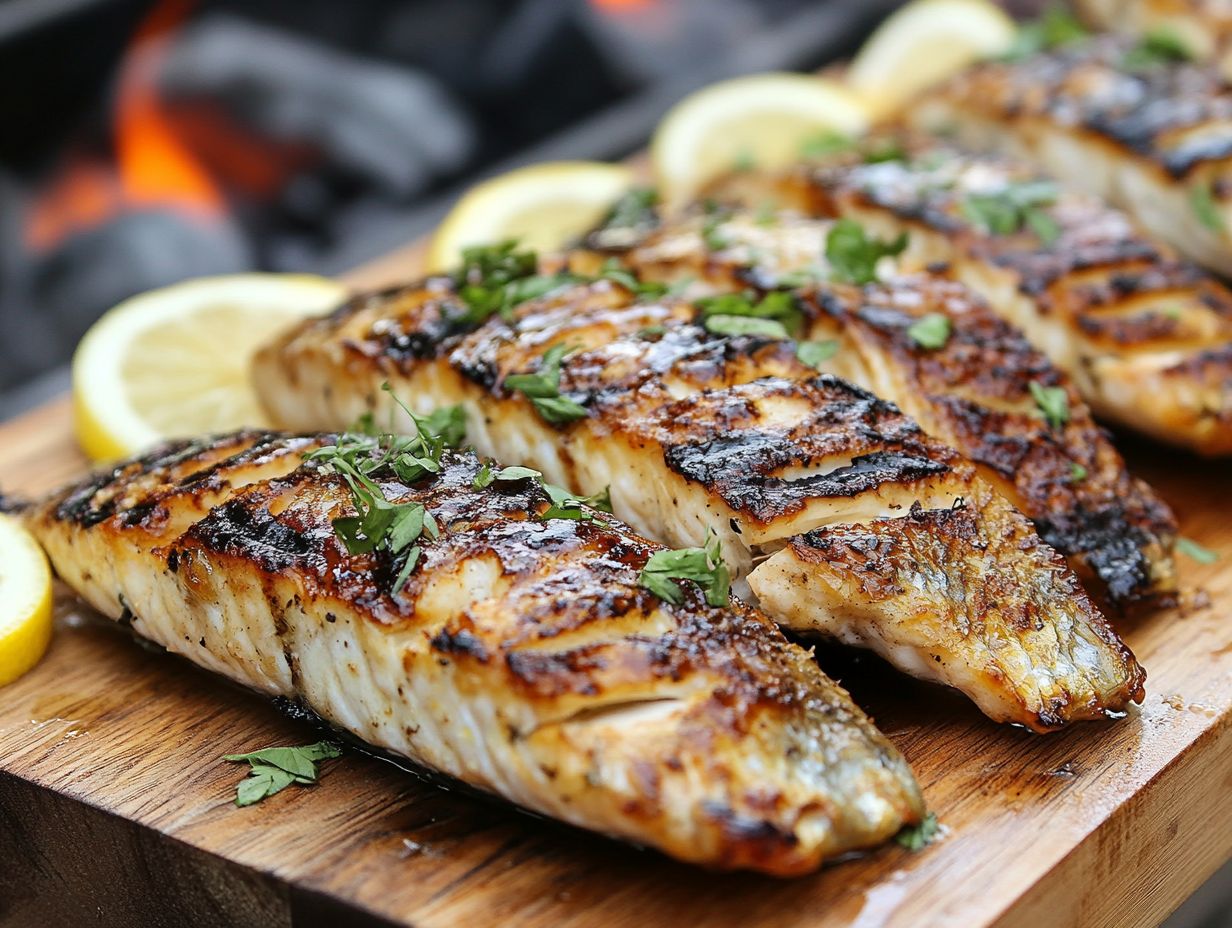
0,0,910,417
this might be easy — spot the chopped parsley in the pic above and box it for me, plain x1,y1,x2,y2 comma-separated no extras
1002,4,1089,60
451,241,574,326
825,219,908,285
307,384,462,593
800,130,855,159
504,344,590,425
895,812,940,851
1069,462,1088,483
542,483,613,520
587,187,661,249
960,181,1060,242
696,290,803,336
1190,180,1226,233
796,339,839,369
863,138,907,164
1122,29,1193,70
225,742,342,807
639,529,731,608
595,258,670,298
1176,537,1219,565
906,313,952,350
473,463,542,490
1029,381,1070,431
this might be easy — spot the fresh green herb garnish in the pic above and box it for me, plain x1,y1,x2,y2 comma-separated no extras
796,339,839,369
452,241,570,326
864,139,907,164
1190,180,1226,233
306,384,461,591
1002,4,1089,60
960,181,1060,242
473,463,542,490
638,324,667,338
895,812,940,851
225,742,342,807
1177,537,1219,565
596,258,670,298
504,344,590,425
704,315,790,338
800,130,855,159
825,219,909,285
1069,462,1088,482
1029,381,1070,431
732,148,757,172
541,482,613,520
1122,29,1193,70
588,187,661,248
639,529,731,608
906,313,952,350
696,290,803,336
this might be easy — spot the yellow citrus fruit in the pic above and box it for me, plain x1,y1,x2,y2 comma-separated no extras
0,515,53,687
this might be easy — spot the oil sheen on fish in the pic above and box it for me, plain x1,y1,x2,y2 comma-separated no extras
709,140,1232,458
26,431,926,874
572,206,1179,609
911,34,1232,273
254,276,1146,731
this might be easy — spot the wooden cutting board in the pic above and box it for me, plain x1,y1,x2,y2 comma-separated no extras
1,245,1230,928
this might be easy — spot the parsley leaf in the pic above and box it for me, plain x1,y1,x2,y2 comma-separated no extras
705,316,790,339
906,313,952,350
697,290,803,335
542,483,613,520
504,344,590,424
1069,462,1088,482
595,258,670,298
961,181,1060,242
588,187,660,249
1176,537,1219,565
1190,180,1226,233
796,339,839,368
1002,4,1089,60
225,742,342,807
1123,29,1193,70
895,812,940,851
800,130,855,159
1029,381,1070,430
825,219,908,285
639,529,731,608
474,463,542,489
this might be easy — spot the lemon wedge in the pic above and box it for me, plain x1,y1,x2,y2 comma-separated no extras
847,0,1017,117
651,73,870,205
426,161,637,273
0,515,53,687
73,274,348,462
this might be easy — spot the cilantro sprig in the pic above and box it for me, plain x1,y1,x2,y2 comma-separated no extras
960,181,1061,243
639,530,731,608
471,460,613,521
1029,381,1070,431
451,241,575,326
504,343,590,425
225,742,342,807
825,219,908,285
308,384,464,592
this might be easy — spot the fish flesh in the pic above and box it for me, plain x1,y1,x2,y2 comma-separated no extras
253,274,1146,731
911,33,1232,274
708,138,1232,458
575,205,1179,609
25,430,925,874
1076,0,1232,66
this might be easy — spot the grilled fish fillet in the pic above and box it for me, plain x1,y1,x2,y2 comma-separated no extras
911,34,1232,274
575,207,1179,609
1077,0,1232,65
25,432,925,874
254,278,1146,731
709,141,1232,458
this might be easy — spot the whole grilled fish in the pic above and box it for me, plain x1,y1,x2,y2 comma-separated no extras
574,206,1179,609
708,140,1232,458
911,33,1232,274
254,274,1146,731
25,431,924,874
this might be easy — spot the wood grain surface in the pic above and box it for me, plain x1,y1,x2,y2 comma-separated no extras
1,239,1230,928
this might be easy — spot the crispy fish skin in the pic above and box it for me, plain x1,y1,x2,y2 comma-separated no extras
584,208,1179,609
911,35,1232,272
254,280,1146,731
714,143,1232,458
26,432,924,875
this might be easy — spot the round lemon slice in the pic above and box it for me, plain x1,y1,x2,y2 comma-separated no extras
847,0,1017,117
0,515,53,687
651,73,870,205
426,161,637,273
73,274,348,462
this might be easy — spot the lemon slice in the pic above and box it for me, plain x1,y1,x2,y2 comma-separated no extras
847,0,1017,117
426,161,637,273
0,516,53,687
651,73,870,205
73,274,348,461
